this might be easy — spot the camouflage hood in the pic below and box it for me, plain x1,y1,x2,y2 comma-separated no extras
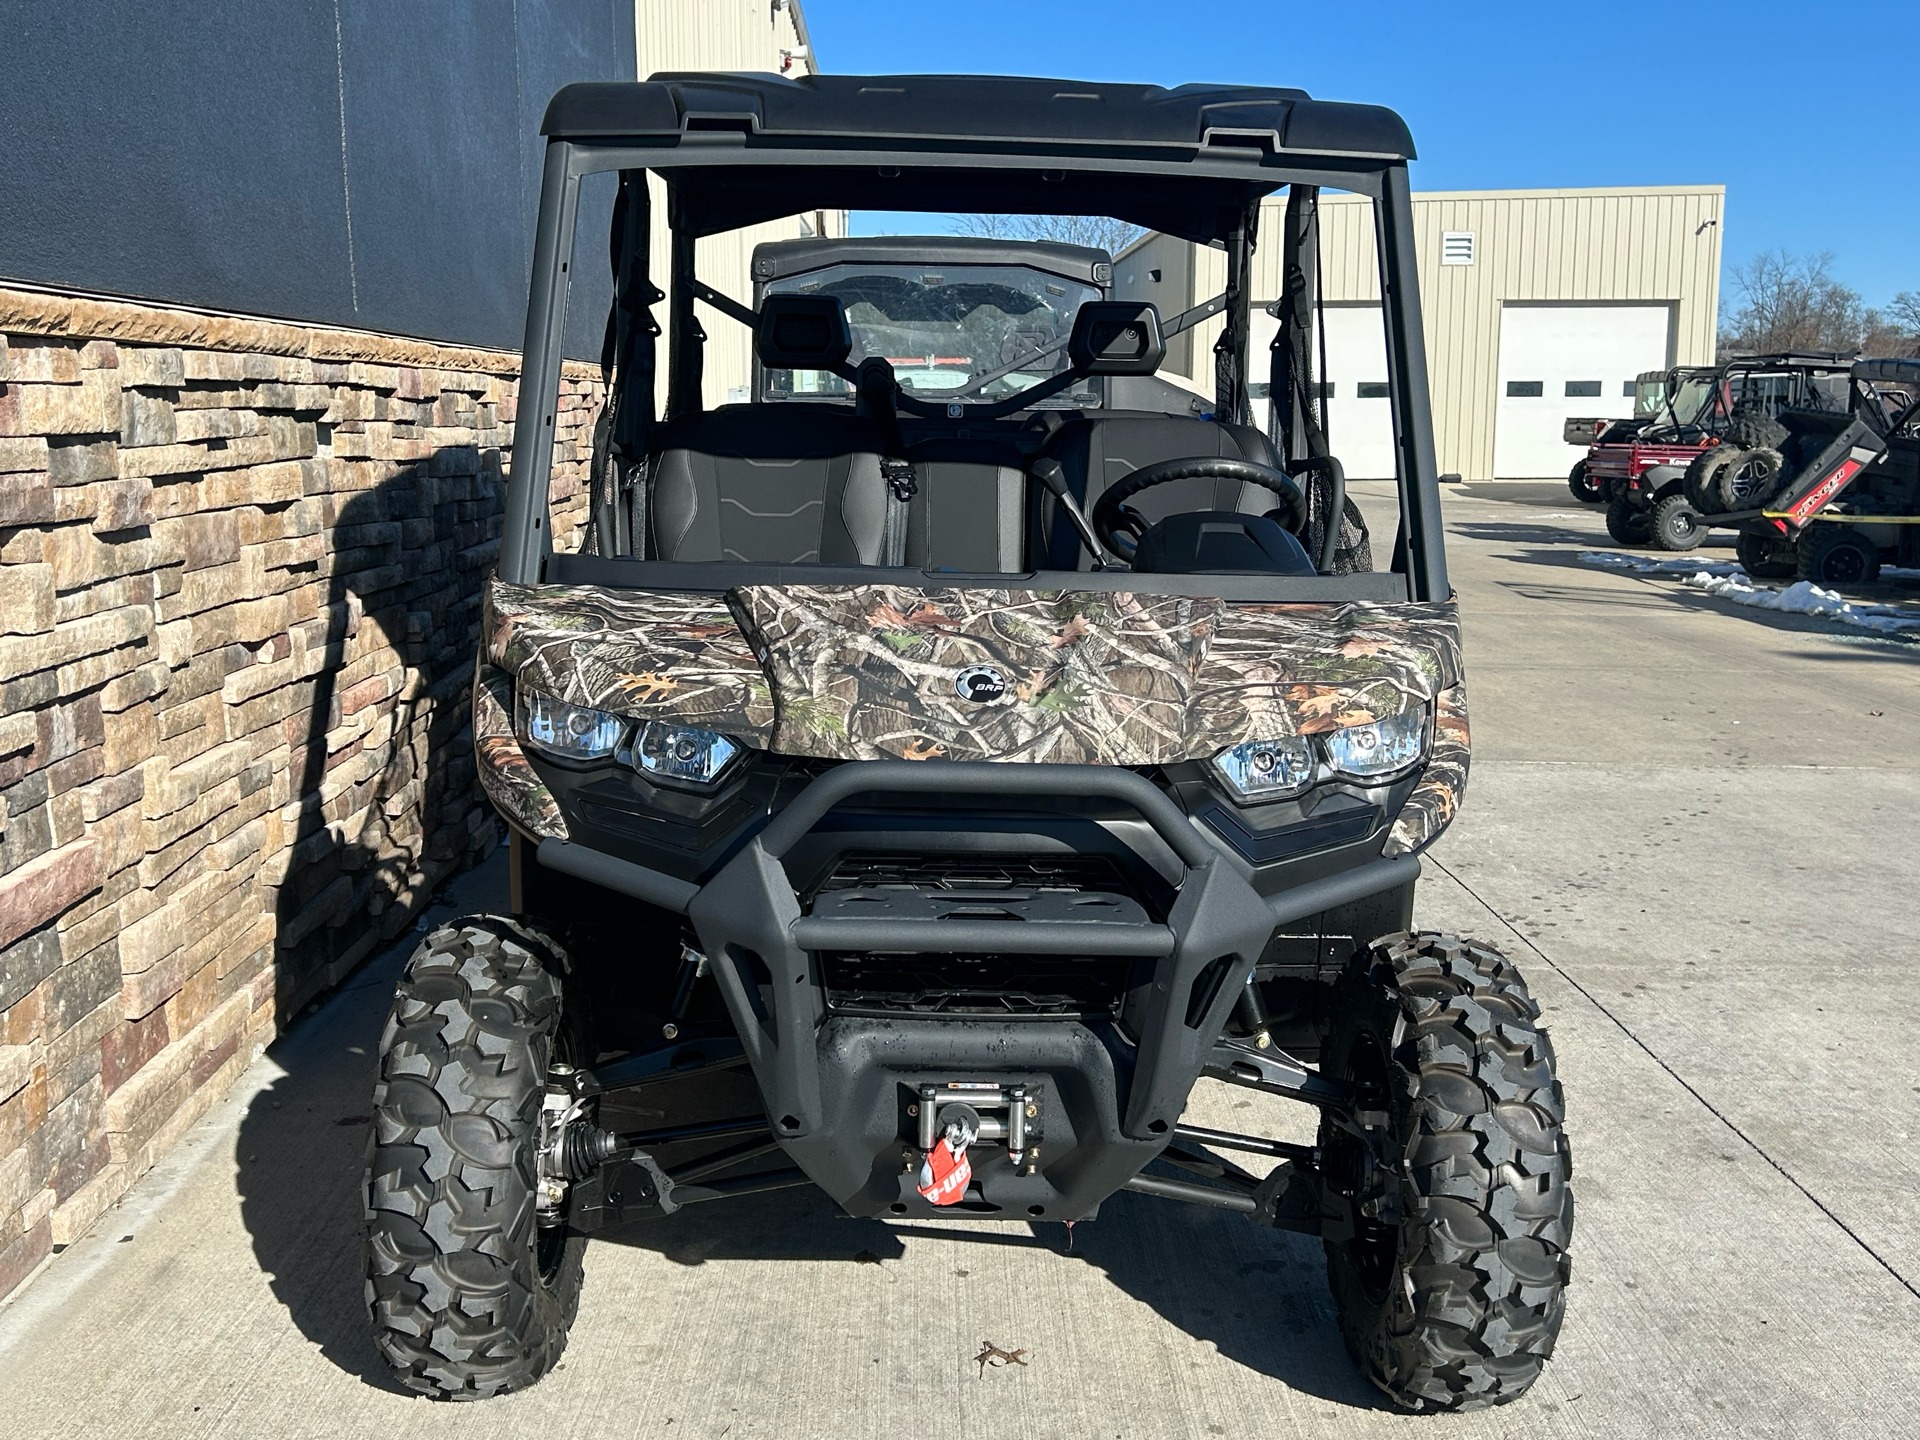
484,577,1460,766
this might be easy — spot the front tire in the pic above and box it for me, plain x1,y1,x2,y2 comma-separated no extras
1320,933,1573,1413
363,916,586,1400
1567,460,1603,504
1604,498,1652,547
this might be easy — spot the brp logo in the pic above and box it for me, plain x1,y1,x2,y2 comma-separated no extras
952,665,1009,704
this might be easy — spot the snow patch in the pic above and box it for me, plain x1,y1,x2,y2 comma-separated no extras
1579,552,1920,634
1580,552,1745,577
1678,573,1920,633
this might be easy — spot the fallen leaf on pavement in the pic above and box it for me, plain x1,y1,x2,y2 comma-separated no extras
974,1340,1030,1376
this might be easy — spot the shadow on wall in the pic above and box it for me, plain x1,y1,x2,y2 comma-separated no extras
228,368,595,1386
230,445,516,1393
268,457,498,1025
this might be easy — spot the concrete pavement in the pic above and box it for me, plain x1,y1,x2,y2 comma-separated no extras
2,480,1916,1439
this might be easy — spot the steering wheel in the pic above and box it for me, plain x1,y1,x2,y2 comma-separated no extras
1089,457,1308,562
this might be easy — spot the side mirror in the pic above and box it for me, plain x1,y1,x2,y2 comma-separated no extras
755,295,852,371
1068,301,1166,377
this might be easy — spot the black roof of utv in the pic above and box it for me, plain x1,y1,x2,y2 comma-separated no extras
541,73,1415,159
538,75,1415,245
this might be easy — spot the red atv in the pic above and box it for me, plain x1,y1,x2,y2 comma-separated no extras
1564,367,1692,503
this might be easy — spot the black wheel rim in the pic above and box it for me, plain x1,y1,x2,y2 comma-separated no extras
1327,1032,1399,1303
1822,547,1868,585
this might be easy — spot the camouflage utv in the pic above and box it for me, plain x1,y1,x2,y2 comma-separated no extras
363,73,1573,1412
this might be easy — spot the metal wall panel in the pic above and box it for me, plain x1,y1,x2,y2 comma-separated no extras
1116,185,1724,480
631,0,843,409
0,0,636,357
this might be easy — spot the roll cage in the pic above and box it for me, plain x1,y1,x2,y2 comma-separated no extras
497,73,1445,600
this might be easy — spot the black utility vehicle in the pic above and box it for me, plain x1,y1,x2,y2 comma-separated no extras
1733,358,1920,581
361,73,1572,1414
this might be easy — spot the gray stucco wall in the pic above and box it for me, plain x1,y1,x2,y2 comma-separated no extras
0,0,634,358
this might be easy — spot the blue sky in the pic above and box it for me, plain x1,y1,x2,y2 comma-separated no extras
804,0,1917,307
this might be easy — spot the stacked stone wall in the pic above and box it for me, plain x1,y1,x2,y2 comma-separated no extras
0,285,599,1295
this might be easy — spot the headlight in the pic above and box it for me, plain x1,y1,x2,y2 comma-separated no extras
517,690,625,765
1212,736,1315,801
634,721,741,787
1324,707,1427,779
1213,707,1429,803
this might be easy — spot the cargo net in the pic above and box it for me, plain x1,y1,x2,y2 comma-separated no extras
1304,473,1374,575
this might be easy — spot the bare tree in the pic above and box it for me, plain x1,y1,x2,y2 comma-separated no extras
1874,290,1920,357
1859,310,1916,359
949,212,1144,256
1719,250,1873,356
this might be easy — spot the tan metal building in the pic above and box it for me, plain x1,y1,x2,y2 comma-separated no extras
1116,186,1725,480
633,0,846,407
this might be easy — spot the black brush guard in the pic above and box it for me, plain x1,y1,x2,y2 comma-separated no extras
539,761,1418,1219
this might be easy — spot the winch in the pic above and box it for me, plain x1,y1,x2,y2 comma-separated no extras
910,1081,1043,1205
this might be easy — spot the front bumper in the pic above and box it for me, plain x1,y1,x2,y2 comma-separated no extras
538,760,1418,1219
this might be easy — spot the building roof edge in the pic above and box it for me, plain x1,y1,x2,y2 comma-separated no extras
1304,184,1726,204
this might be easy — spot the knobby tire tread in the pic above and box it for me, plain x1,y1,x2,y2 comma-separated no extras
1604,498,1651,547
1322,932,1574,1413
1726,411,1790,451
1796,523,1881,586
1683,446,1738,514
362,916,585,1400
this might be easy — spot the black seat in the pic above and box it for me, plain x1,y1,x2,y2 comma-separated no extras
903,437,1028,572
1033,414,1286,570
648,406,890,564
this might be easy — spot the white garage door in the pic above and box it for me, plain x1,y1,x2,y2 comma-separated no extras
1250,303,1398,480
1494,304,1672,478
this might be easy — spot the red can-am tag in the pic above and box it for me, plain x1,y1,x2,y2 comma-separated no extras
916,1136,972,1206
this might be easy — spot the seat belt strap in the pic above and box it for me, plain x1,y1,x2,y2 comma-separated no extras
881,458,917,567
856,358,916,567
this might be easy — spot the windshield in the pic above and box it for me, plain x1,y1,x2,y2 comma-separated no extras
761,262,1102,407
1665,375,1715,427
1633,377,1668,418
1729,371,1797,412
